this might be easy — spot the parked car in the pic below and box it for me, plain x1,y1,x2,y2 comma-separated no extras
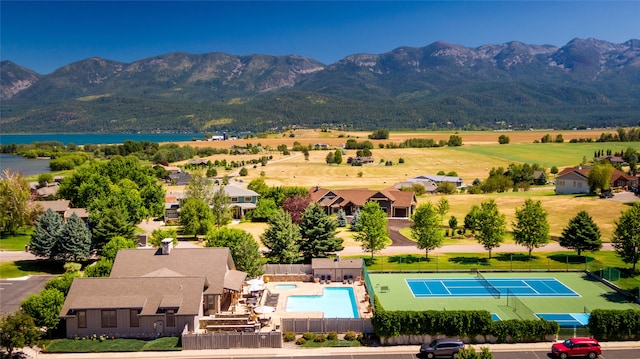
551,337,602,358
419,337,465,358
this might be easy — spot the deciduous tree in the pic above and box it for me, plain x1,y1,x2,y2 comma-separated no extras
587,162,614,194
211,186,232,228
0,169,35,234
21,288,65,334
436,197,450,223
298,204,344,262
206,227,266,278
354,201,390,259
261,209,302,264
101,236,137,261
559,211,602,256
512,199,550,258
475,199,506,258
612,202,640,273
150,227,178,248
0,310,40,358
282,194,311,224
411,202,444,259
179,198,214,237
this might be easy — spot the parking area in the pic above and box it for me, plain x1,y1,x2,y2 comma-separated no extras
0,275,54,316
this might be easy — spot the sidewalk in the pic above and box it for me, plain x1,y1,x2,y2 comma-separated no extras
34,340,640,358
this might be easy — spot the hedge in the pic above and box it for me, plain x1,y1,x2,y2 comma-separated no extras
372,296,558,343
588,309,640,340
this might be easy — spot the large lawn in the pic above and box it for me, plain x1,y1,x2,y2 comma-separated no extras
0,228,32,251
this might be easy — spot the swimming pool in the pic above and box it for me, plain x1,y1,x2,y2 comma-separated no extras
274,284,297,290
286,287,359,318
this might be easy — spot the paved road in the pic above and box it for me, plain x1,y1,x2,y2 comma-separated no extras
0,275,53,315
35,345,640,359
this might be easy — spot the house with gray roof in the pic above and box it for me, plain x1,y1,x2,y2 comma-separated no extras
60,243,247,338
413,175,465,188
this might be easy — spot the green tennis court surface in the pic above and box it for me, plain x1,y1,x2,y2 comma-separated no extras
369,272,640,322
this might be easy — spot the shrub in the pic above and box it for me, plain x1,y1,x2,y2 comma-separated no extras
283,332,296,342
344,331,357,341
313,334,326,342
64,262,82,273
327,331,338,340
302,332,315,341
295,337,306,345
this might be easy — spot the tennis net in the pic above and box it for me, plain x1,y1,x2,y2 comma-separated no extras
476,270,500,298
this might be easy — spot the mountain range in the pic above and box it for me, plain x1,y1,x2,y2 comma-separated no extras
1,38,639,133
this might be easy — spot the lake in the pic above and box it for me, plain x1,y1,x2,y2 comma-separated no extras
0,133,206,145
0,153,51,177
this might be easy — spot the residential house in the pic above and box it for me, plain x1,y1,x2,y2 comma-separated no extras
166,172,191,186
60,242,247,339
31,200,90,223
224,185,259,219
309,186,417,217
163,186,259,221
413,175,465,188
555,167,639,194
394,178,438,194
188,158,209,167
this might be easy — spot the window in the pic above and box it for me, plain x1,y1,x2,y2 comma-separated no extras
231,197,238,202
77,310,86,328
129,309,139,328
244,197,252,202
166,309,175,327
101,310,117,328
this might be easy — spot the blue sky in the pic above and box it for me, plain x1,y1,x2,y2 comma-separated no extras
1,1,638,74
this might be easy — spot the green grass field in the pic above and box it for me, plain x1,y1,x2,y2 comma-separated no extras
368,272,640,322
0,228,32,251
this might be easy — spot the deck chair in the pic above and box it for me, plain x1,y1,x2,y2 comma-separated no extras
320,274,326,284
326,275,332,284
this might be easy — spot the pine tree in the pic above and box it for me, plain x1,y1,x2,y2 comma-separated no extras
336,208,347,227
298,204,344,262
29,209,64,260
57,213,92,262
559,211,602,256
260,209,303,264
91,207,136,251
350,208,362,231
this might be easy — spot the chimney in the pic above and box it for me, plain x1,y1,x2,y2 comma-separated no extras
161,238,173,255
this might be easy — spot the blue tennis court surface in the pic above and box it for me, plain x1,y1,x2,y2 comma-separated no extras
406,278,579,298
537,313,590,327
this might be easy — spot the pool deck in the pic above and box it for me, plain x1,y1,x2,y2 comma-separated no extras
250,280,372,332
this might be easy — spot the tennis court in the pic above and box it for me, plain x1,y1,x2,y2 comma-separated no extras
537,313,590,327
406,277,579,298
368,272,640,323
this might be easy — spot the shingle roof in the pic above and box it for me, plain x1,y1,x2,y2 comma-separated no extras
60,276,206,317
110,248,246,295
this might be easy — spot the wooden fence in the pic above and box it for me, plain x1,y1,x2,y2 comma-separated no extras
263,263,312,275
280,318,374,334
181,330,283,350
